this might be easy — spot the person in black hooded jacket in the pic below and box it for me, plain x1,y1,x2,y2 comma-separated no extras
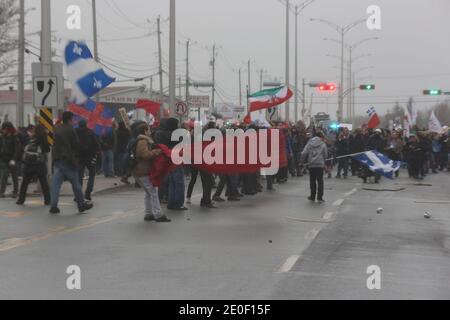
0,122,22,198
76,120,100,201
17,125,51,205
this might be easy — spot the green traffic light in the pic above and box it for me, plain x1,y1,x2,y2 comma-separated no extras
424,89,442,96
360,84,375,91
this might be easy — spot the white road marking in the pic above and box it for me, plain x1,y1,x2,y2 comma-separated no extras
277,255,300,273
333,199,344,207
305,228,320,241
286,217,331,224
344,188,358,197
322,212,334,220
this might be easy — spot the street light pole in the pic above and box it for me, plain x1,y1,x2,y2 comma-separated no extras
339,28,344,122
347,46,352,121
311,17,366,122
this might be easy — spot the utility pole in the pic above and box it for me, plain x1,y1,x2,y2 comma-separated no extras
302,78,306,121
285,0,290,121
238,68,242,106
157,16,164,115
149,76,153,97
294,5,298,123
41,0,52,179
178,76,182,98
168,0,176,117
17,0,25,127
247,59,251,95
259,69,263,90
41,0,52,76
211,44,216,114
185,40,190,105
92,0,99,102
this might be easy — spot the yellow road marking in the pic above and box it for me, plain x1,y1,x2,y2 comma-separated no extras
0,208,143,254
0,211,29,218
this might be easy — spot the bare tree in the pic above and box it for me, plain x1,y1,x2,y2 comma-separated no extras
0,0,19,85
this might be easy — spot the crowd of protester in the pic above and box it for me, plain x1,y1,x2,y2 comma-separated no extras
0,114,448,222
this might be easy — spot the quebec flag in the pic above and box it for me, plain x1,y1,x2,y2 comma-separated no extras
353,151,401,180
64,41,115,104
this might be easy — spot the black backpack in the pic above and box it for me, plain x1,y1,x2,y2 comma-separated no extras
126,137,148,170
22,140,44,166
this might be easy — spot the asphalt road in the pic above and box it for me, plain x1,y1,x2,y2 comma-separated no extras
0,171,448,300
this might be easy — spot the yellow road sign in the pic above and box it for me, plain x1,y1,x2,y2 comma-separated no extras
39,107,54,145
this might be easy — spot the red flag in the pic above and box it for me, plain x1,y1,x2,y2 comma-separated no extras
367,107,381,129
368,113,381,129
243,114,252,124
136,99,161,117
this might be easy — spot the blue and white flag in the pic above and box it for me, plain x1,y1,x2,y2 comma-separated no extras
353,151,401,180
64,41,115,104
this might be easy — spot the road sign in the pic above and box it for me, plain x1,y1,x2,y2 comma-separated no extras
188,96,210,109
39,107,54,145
33,76,58,108
267,107,277,121
175,101,188,116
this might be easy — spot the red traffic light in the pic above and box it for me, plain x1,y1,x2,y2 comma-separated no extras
317,83,336,92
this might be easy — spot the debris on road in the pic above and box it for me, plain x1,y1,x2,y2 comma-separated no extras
363,187,405,192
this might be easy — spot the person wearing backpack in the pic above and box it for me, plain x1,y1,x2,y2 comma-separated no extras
16,125,51,205
132,123,170,222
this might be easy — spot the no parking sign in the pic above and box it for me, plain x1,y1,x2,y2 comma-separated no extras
175,101,188,116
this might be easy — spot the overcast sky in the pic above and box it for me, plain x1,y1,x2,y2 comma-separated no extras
18,0,450,118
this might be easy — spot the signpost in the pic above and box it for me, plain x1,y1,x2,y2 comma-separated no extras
33,76,58,108
118,107,131,129
175,101,188,116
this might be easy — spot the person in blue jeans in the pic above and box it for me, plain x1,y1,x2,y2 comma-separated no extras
100,131,115,178
167,166,187,210
50,112,93,214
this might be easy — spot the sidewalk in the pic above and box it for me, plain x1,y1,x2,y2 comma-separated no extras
21,175,132,198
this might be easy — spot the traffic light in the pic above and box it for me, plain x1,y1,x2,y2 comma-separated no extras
330,122,340,130
318,83,336,92
423,89,442,96
360,84,376,90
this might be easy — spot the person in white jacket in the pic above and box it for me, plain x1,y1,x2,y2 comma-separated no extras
301,132,328,203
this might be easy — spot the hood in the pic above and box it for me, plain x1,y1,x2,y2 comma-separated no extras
137,134,154,144
166,118,179,132
309,137,324,148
